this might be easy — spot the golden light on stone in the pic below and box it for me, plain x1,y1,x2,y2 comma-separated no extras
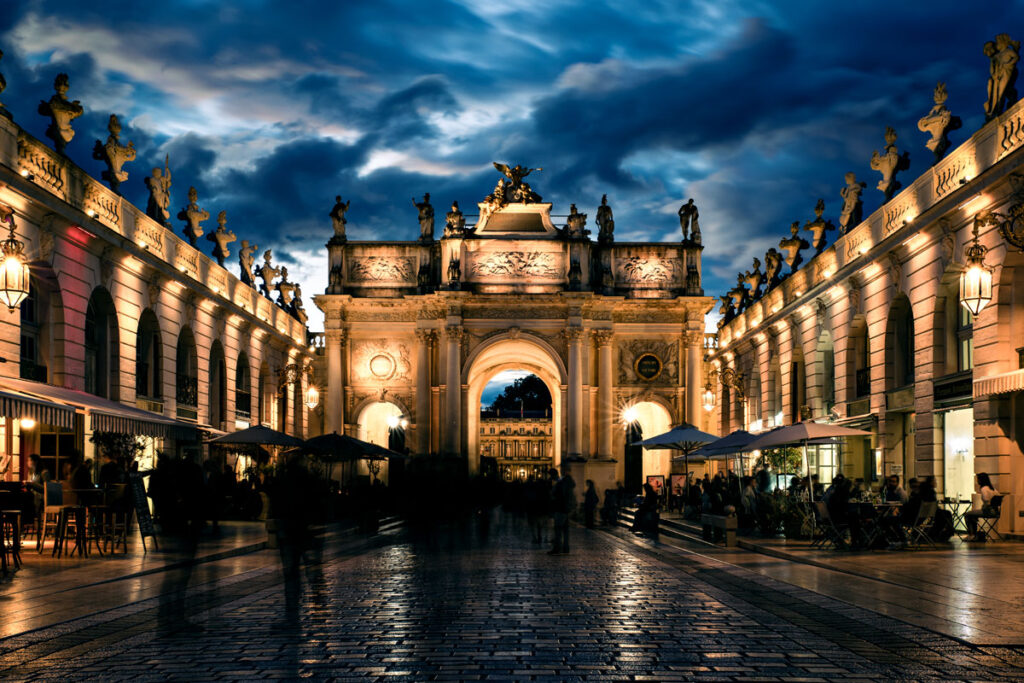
621,405,639,425
0,217,30,311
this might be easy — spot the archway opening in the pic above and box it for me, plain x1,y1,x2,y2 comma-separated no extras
85,287,119,400
479,370,553,481
622,400,673,495
356,400,407,483
464,335,566,476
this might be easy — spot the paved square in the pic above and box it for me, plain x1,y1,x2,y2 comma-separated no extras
1,519,1022,681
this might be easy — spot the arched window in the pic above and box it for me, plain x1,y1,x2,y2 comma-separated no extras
209,341,227,428
790,346,806,423
176,327,198,420
770,359,783,426
19,272,64,384
135,309,162,401
236,352,252,421
257,362,270,426
84,287,119,400
886,297,915,389
747,370,762,427
956,295,974,372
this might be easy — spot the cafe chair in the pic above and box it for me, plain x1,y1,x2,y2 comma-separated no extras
36,481,65,552
977,495,1005,542
1,509,22,574
814,501,848,550
904,501,938,549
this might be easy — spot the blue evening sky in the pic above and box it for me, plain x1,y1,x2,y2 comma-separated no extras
1,1,1021,331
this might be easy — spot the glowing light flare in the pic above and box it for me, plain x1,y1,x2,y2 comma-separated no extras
304,384,320,410
621,405,639,425
19,417,36,430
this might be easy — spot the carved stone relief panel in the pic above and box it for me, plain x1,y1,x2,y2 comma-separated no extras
351,338,412,383
617,338,679,386
615,257,680,284
469,251,563,279
349,256,416,283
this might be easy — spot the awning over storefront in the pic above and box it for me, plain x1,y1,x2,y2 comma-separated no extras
0,386,76,430
1,377,197,439
974,369,1024,399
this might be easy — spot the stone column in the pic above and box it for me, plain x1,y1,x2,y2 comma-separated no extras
415,329,433,455
445,325,463,455
566,326,584,458
685,329,704,427
325,329,346,435
594,330,614,458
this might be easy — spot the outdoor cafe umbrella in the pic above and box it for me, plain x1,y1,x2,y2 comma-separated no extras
208,424,306,449
743,421,872,498
638,423,719,480
692,429,756,494
302,431,407,482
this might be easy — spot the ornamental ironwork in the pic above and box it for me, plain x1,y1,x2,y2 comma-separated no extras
996,202,1024,252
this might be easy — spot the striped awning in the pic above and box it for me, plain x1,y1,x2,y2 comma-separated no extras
0,387,75,429
974,369,1024,399
1,376,197,440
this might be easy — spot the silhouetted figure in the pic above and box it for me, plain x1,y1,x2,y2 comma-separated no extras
549,467,575,555
583,480,598,529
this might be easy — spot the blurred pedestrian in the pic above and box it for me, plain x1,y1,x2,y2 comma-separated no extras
583,479,598,529
549,467,575,555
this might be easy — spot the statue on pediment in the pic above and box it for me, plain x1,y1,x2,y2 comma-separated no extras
291,283,308,325
803,199,835,253
413,193,434,242
239,240,258,287
145,155,172,226
985,33,1020,120
444,200,465,237
869,126,909,201
329,195,350,242
918,82,960,163
493,162,543,203
38,73,83,155
728,274,748,313
764,247,783,289
743,257,763,300
678,198,699,242
779,221,810,271
838,172,866,234
257,250,280,299
178,187,209,247
566,203,588,239
596,194,614,243
718,294,732,318
447,253,461,290
207,210,236,267
276,266,295,308
92,114,136,194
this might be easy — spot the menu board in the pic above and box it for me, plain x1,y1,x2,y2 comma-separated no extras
128,473,158,550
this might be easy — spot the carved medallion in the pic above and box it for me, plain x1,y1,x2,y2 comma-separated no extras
351,339,412,382
634,353,663,382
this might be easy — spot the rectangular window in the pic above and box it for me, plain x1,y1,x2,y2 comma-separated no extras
957,306,974,371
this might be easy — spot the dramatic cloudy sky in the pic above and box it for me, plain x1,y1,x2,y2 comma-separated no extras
1,1,1021,331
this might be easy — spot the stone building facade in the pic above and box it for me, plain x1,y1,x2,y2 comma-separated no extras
708,65,1024,534
479,415,553,481
315,180,713,492
0,110,312,481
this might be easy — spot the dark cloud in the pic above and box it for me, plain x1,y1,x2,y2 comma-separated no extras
2,0,1023,327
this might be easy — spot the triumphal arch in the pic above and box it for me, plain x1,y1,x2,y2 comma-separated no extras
315,165,713,488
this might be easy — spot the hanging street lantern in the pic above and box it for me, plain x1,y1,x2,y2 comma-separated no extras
0,212,29,311
304,383,320,410
702,382,715,412
960,210,996,317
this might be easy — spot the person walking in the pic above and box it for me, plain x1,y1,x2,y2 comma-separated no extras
583,479,598,529
549,467,575,555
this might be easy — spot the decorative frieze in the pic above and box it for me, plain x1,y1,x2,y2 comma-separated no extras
84,182,120,229
470,251,562,279
134,212,165,251
174,241,199,278
349,256,416,283
932,147,976,199
616,256,680,284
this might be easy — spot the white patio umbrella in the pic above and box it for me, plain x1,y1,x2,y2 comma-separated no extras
638,423,719,480
693,429,757,494
744,421,872,499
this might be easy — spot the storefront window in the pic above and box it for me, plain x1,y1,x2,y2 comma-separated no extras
943,407,974,500
807,443,838,484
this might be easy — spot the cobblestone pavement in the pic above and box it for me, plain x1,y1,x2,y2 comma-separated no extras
2,516,1024,682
